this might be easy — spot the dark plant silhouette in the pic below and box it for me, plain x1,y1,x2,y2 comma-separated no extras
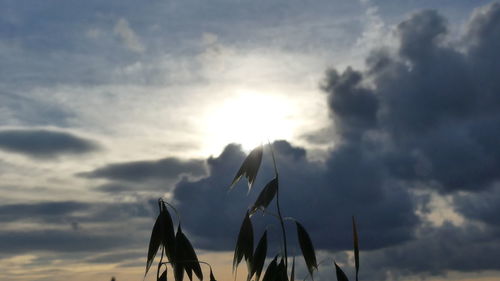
144,143,361,281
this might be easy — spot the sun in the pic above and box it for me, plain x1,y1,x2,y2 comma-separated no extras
202,91,295,153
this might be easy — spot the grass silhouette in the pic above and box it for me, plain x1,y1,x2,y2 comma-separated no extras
144,143,360,281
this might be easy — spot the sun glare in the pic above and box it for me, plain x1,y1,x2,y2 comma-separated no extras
203,91,295,153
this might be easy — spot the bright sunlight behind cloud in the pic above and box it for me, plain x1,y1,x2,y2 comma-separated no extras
203,91,295,152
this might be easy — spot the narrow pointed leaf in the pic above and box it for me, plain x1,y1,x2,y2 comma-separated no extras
160,202,176,262
186,268,193,281
334,262,349,281
159,269,167,281
229,145,263,191
250,178,278,215
233,212,254,272
174,262,184,281
174,225,185,281
352,216,359,281
290,257,295,281
145,213,163,277
261,256,278,281
176,225,203,281
250,231,267,281
296,221,317,277
209,269,217,281
277,258,288,281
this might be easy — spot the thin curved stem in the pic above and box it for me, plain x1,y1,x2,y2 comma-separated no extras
300,259,334,281
160,260,214,271
268,141,279,177
276,181,288,268
268,141,288,268
260,209,296,223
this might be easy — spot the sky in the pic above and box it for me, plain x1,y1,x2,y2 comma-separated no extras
1,0,500,280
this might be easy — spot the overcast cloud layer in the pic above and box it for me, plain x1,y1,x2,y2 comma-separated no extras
1,1,500,281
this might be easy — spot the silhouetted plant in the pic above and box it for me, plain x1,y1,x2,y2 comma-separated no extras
144,199,216,281
144,143,361,281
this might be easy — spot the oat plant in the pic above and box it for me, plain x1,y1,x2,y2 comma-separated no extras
144,143,361,281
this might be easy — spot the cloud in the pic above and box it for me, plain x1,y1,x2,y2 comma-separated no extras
360,222,500,280
113,18,145,53
0,200,155,256
167,2,500,279
94,183,137,194
0,230,134,254
80,157,206,183
321,2,500,193
0,201,87,223
453,185,500,227
0,129,98,158
172,141,418,252
0,200,153,225
84,250,143,264
0,92,74,127
1,1,499,280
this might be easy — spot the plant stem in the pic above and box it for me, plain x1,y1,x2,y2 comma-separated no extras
276,180,288,268
260,209,296,222
269,142,288,268
160,260,214,271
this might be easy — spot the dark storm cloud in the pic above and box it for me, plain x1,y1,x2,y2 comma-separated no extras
167,2,500,278
80,157,206,182
0,230,135,254
0,200,152,224
0,201,87,223
322,2,500,193
361,222,500,280
0,129,98,158
172,141,418,252
0,200,154,255
322,67,378,137
323,3,500,277
453,185,500,227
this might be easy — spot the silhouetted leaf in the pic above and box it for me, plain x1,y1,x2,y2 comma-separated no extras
290,257,295,281
334,262,349,281
160,201,176,263
174,225,185,281
296,221,317,277
159,269,167,281
230,145,263,191
352,216,359,281
174,261,184,281
186,268,193,281
233,212,254,272
176,225,203,281
250,231,267,281
145,212,163,277
277,258,288,281
261,255,278,281
209,269,216,281
174,264,184,281
250,178,278,215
